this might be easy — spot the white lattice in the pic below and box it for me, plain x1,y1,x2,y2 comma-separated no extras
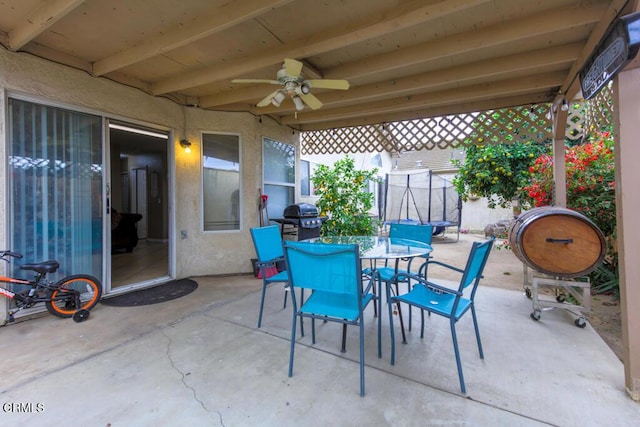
301,86,613,155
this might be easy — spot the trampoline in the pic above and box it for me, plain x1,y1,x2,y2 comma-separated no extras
383,169,462,242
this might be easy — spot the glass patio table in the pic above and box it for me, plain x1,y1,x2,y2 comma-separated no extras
306,235,432,260
304,235,433,349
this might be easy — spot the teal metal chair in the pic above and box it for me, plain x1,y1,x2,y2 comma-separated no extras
283,240,381,397
364,223,433,282
250,225,290,328
363,223,433,338
386,238,494,394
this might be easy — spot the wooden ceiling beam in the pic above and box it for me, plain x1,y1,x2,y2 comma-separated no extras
93,0,294,76
325,2,607,80
8,0,84,51
203,42,580,110
281,71,564,125
151,0,492,95
296,93,553,132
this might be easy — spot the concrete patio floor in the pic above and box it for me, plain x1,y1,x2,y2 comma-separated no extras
1,234,638,426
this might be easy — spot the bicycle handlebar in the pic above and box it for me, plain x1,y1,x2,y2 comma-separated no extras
0,250,24,261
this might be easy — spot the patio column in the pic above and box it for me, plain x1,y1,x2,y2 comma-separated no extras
551,105,568,207
613,66,640,402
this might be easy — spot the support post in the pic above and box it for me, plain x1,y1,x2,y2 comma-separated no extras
613,67,640,401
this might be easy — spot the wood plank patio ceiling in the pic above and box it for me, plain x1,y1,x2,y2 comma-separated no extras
0,0,634,131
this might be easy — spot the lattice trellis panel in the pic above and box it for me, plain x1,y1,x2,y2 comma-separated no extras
302,105,552,155
301,91,613,155
585,82,614,134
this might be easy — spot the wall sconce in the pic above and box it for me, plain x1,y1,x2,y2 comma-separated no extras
179,139,192,153
561,98,569,111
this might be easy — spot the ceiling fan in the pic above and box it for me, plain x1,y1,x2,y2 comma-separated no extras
231,58,349,111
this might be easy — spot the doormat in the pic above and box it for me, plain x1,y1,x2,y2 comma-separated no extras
101,279,198,307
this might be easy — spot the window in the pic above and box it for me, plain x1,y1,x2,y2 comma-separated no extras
263,137,295,217
300,160,315,196
202,133,241,231
7,98,103,280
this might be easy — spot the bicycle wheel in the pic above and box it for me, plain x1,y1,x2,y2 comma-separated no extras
45,275,103,318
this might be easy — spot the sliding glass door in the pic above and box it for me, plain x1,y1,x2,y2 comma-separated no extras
7,98,103,281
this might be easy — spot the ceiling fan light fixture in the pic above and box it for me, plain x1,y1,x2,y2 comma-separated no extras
292,95,305,111
272,91,286,107
234,58,349,111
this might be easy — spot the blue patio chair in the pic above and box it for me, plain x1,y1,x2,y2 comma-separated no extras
386,238,494,394
250,225,290,328
363,223,433,334
283,240,381,397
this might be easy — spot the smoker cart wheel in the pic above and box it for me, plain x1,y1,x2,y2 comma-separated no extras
575,317,587,328
530,309,541,321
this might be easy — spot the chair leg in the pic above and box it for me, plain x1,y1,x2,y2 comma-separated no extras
288,312,298,378
377,292,382,359
471,305,484,359
257,280,268,328
299,289,305,337
372,281,378,318
387,289,396,366
394,281,408,343
311,318,316,344
420,309,425,338
359,320,365,397
341,324,347,353
407,279,412,331
450,319,466,394
283,286,288,309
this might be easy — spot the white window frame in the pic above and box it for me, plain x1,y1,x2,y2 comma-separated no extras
262,137,295,217
201,131,242,233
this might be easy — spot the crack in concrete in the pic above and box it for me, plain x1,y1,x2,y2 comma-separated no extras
161,329,226,427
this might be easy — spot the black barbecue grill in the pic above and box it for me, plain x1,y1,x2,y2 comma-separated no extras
272,203,327,240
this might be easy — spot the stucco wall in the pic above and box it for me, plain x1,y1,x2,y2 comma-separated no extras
0,48,296,279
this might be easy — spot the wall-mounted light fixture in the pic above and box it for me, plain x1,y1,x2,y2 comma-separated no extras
179,139,192,153
561,98,569,111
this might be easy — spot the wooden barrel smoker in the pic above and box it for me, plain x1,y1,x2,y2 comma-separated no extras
509,206,606,277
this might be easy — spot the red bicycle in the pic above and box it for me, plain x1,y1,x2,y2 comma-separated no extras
0,250,102,323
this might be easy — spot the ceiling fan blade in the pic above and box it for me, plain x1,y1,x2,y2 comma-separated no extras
306,79,350,90
232,79,280,85
284,58,303,77
299,93,323,110
256,89,282,107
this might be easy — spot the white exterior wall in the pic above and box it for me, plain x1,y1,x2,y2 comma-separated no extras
0,48,295,281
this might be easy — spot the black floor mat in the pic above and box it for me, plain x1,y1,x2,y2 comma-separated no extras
101,279,198,307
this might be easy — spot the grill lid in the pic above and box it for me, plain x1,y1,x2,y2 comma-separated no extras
284,203,319,218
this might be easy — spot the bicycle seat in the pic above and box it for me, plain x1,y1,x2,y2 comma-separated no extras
19,261,60,274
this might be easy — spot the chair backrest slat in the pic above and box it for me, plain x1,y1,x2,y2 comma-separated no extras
250,225,284,262
461,239,494,290
284,241,362,301
390,223,433,245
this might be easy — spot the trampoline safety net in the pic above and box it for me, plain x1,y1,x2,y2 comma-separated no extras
383,169,462,238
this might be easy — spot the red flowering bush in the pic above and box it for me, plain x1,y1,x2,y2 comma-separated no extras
522,131,616,236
